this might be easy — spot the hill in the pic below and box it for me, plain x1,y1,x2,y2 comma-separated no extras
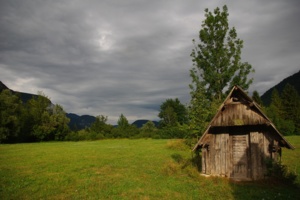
0,81,39,103
66,113,96,130
131,119,159,128
261,70,300,105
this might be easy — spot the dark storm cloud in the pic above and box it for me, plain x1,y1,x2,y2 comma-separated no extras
1,0,300,124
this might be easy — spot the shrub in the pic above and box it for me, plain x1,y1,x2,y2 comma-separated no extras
157,126,188,139
265,159,298,185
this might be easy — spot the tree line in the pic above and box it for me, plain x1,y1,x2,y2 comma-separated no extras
0,90,70,143
264,84,300,135
0,89,191,143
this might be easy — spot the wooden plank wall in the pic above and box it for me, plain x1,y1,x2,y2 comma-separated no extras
250,131,271,180
211,103,268,126
231,134,249,179
202,130,273,180
206,133,229,176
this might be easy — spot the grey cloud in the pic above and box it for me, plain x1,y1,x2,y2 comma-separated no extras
1,0,299,124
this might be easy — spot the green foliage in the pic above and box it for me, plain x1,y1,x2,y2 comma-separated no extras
188,81,222,137
0,90,22,142
27,94,70,141
157,124,189,139
190,5,254,101
281,84,300,133
188,5,253,137
51,104,71,140
89,115,113,136
265,159,297,186
267,85,300,135
64,129,106,141
108,114,140,138
158,98,188,127
252,90,263,107
138,121,159,138
0,89,70,143
117,113,129,128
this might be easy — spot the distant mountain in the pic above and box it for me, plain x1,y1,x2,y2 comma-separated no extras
261,70,300,106
0,81,9,91
131,119,159,128
66,113,96,130
0,81,39,103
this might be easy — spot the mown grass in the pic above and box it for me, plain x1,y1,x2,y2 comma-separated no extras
0,137,299,199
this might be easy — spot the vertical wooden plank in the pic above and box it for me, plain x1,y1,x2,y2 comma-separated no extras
263,131,270,159
210,134,215,175
202,148,206,174
228,134,233,178
220,133,228,176
226,133,229,177
207,141,211,174
220,134,225,176
215,134,221,175
250,132,256,180
257,132,262,179
231,134,248,179
246,133,250,179
262,132,269,175
251,131,263,180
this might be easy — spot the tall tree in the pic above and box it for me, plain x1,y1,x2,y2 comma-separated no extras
158,98,188,126
117,114,129,129
267,89,295,135
188,81,215,135
0,90,22,142
90,115,112,136
281,84,300,134
25,92,70,141
189,5,254,136
190,5,254,101
50,104,70,140
252,90,263,107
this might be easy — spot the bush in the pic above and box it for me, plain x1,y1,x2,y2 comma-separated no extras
157,126,188,139
64,130,105,141
265,159,298,185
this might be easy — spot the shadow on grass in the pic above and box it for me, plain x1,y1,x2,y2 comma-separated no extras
179,151,300,199
171,152,202,171
229,179,300,200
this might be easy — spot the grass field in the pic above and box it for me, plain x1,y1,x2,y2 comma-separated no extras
0,137,299,200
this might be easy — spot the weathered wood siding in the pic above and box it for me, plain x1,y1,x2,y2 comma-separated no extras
211,103,268,126
203,133,229,176
231,134,249,179
202,129,274,180
249,131,271,180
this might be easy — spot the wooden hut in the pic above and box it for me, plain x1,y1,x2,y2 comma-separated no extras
193,85,294,180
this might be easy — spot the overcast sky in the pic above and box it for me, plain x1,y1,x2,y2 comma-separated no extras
1,0,299,124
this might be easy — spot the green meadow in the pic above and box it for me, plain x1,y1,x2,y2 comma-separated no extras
1,137,299,200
